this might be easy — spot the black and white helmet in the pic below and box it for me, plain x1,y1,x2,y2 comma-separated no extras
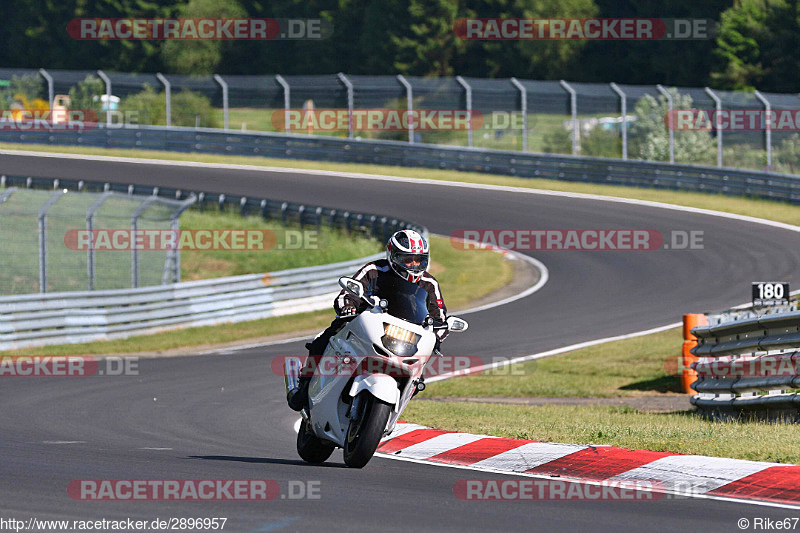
386,229,429,282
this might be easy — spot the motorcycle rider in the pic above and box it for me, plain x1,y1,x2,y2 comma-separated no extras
287,229,448,412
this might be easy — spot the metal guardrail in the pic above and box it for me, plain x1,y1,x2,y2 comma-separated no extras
0,253,383,350
0,174,427,244
0,175,425,349
690,307,800,421
3,125,800,204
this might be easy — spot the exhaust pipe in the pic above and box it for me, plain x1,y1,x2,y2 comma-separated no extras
284,357,302,395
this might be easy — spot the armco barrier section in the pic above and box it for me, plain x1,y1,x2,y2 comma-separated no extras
690,306,800,421
0,253,382,350
3,125,800,204
0,174,426,348
0,174,426,247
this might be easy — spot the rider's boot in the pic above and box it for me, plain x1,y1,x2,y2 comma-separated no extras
287,375,310,412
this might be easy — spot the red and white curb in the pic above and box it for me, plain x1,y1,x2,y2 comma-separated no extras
377,423,800,509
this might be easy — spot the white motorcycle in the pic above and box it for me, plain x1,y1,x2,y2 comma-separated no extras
285,275,468,468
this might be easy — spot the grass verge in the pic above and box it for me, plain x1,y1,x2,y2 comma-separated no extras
4,142,800,226
422,328,683,398
0,235,512,355
178,209,380,280
402,401,800,464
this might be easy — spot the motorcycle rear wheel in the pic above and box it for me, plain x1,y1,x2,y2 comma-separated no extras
343,393,392,468
296,418,335,464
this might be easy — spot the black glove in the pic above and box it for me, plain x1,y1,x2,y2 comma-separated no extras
339,306,357,318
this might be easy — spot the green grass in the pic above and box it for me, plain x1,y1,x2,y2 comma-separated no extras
178,209,381,280
402,401,800,464
422,328,683,398
0,235,512,355
4,142,800,227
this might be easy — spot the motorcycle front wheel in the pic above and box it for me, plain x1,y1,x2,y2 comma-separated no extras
296,418,335,464
343,392,392,468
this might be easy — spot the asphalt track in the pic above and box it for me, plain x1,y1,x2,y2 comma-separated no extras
1,151,799,532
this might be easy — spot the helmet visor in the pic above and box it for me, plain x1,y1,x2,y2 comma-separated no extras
394,252,429,272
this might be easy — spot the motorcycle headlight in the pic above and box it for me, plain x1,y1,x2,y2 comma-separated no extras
381,324,420,356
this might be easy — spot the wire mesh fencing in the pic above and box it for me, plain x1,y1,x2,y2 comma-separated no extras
3,68,800,173
0,187,193,294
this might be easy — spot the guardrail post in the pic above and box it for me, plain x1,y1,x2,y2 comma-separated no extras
38,191,65,293
396,75,414,144
218,193,226,212
213,74,229,130
455,76,473,147
560,80,578,155
510,78,527,152
656,85,675,163
705,87,723,168
39,68,54,110
240,196,247,216
682,313,707,394
275,75,291,133
156,73,171,127
609,82,627,160
337,73,354,139
96,70,112,126
754,90,772,168
298,205,306,229
86,192,112,290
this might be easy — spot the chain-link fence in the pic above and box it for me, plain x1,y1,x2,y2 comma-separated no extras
0,187,193,294
4,68,800,173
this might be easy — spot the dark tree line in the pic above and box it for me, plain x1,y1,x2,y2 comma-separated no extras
1,0,797,91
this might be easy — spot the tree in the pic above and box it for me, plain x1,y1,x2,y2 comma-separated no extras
711,0,800,91
160,0,247,75
68,75,104,115
630,89,716,162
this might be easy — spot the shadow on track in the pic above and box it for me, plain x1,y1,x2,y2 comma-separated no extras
188,455,348,468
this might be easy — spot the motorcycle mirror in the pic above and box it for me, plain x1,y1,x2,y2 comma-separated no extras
446,316,469,332
338,277,364,299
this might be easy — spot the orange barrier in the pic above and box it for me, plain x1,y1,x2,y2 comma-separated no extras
681,313,708,394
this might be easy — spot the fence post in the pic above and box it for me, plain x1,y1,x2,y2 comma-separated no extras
609,82,628,160
396,75,414,144
682,313,708,394
510,77,527,152
213,74,229,130
38,68,54,110
656,85,675,163
156,73,171,127
131,196,156,288
86,192,112,290
705,87,723,168
455,76,473,147
337,72,354,139
559,80,578,155
38,191,65,293
275,75,290,133
754,90,772,168
96,70,112,127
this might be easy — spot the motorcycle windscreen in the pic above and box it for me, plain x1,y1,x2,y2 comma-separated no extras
370,275,430,325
